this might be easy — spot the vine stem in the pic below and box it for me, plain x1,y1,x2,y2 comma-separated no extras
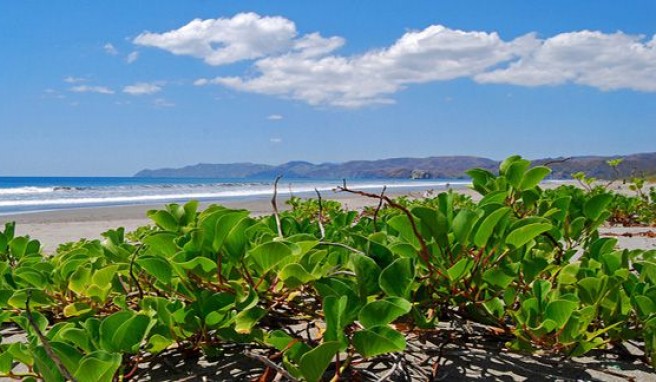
337,182,441,277
25,290,78,382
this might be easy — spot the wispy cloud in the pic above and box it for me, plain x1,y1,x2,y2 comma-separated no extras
69,85,115,95
103,43,118,55
126,51,139,64
153,98,175,108
267,114,283,120
270,137,283,143
123,82,162,95
63,76,87,84
138,13,656,108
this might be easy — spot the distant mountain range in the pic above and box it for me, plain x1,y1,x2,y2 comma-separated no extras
134,152,656,180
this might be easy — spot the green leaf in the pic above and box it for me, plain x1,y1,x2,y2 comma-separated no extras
248,241,293,273
99,311,153,353
352,326,406,357
506,223,552,248
234,307,266,334
73,351,122,382
323,296,348,349
506,160,531,188
359,297,412,328
146,334,174,354
544,299,578,328
279,263,315,288
147,210,179,231
519,166,551,191
583,194,613,221
350,253,381,297
452,209,479,246
9,236,29,259
379,258,414,298
474,207,510,248
633,295,656,317
63,302,93,317
447,257,474,282
137,256,172,284
298,341,341,382
577,277,606,305
143,232,179,258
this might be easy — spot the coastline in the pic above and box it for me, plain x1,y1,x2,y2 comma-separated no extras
1,187,452,253
3,181,654,254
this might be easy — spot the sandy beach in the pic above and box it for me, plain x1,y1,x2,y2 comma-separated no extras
2,182,654,254
1,188,438,253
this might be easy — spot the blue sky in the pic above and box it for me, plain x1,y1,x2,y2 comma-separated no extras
1,1,655,176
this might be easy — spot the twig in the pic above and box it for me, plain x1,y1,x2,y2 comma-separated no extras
243,352,299,382
542,157,572,167
315,188,326,239
272,175,284,238
337,181,439,276
316,242,366,256
25,290,78,382
372,186,387,233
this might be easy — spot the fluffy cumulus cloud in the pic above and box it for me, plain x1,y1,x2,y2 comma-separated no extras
123,82,162,95
134,12,297,65
136,13,656,107
475,31,656,91
69,85,114,95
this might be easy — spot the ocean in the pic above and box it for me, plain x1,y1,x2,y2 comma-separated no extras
0,177,467,215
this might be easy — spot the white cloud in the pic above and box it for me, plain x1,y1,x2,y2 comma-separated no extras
153,98,175,108
123,82,162,95
208,25,528,107
69,85,115,95
136,13,656,107
474,31,656,91
267,114,283,120
133,12,298,65
104,43,118,55
270,137,283,143
126,51,139,64
63,76,87,83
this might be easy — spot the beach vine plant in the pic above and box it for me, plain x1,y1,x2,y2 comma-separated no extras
0,155,655,381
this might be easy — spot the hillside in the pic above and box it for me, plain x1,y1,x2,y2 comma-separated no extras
134,152,656,179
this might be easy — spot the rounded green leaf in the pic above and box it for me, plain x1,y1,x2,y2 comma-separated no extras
583,194,613,221
474,207,510,247
353,326,406,357
248,241,293,273
358,297,412,328
506,223,552,248
299,341,341,382
379,258,414,298
519,166,551,190
136,256,172,284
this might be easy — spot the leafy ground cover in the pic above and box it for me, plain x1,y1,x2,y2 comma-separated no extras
1,156,655,381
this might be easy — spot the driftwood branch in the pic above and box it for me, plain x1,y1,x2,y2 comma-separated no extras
271,175,284,238
26,291,78,382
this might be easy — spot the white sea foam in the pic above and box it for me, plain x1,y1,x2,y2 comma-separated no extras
0,180,468,208
0,186,57,195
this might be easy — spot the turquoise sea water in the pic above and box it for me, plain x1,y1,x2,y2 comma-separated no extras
0,177,467,215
